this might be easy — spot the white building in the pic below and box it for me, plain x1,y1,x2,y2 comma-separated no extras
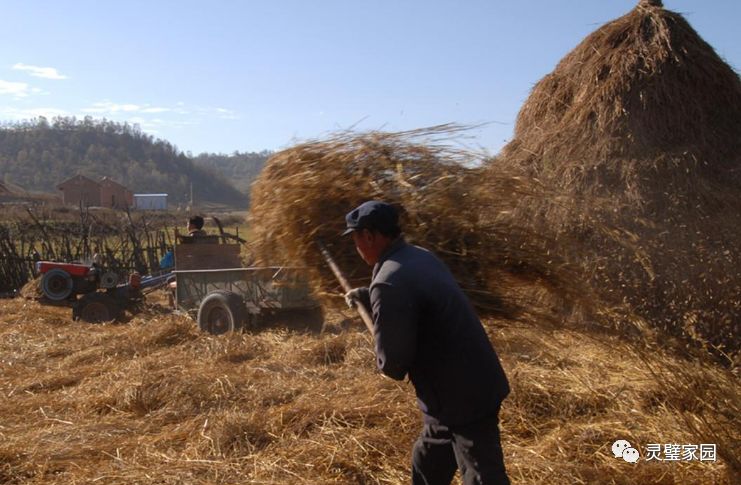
134,193,168,210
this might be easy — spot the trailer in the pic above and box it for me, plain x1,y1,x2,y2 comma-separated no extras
172,234,320,334
175,266,318,334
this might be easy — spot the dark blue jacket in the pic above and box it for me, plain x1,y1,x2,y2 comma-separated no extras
360,238,509,425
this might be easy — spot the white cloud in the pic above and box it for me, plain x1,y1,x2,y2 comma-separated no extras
0,80,49,99
82,101,142,113
0,106,69,119
82,101,178,115
0,79,33,98
116,104,141,112
141,107,170,114
12,63,68,80
213,107,239,120
170,119,198,127
50,100,237,131
123,116,195,135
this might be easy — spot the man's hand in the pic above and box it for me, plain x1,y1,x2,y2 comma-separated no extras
344,288,364,309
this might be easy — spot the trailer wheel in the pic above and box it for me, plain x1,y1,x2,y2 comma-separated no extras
197,291,246,335
74,293,121,323
41,268,74,301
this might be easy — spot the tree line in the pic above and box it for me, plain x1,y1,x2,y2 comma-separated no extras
0,117,269,207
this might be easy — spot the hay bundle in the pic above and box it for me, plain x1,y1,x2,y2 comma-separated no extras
493,0,741,357
248,126,589,322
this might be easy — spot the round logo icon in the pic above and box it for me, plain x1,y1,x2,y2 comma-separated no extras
612,440,632,458
622,447,640,463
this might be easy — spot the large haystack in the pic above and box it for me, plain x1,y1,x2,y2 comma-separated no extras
493,0,741,357
501,0,740,203
248,126,589,323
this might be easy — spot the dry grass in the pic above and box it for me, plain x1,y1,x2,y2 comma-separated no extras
0,297,736,484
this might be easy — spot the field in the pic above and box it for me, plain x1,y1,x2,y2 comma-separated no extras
0,293,736,484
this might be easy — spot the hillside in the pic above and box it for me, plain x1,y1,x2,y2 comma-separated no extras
0,117,246,207
191,150,270,199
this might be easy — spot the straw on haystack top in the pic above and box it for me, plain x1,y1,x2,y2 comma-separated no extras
499,0,741,199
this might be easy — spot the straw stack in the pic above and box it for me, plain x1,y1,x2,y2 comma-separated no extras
491,0,741,358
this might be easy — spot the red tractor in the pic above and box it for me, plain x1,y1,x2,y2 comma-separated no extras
35,261,147,323
37,261,105,301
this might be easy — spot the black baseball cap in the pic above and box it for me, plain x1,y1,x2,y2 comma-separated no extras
342,200,399,236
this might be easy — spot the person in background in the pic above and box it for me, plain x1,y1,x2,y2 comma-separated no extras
343,200,510,485
187,215,207,237
159,246,174,270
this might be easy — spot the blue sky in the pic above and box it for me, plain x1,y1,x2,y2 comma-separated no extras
1,0,738,156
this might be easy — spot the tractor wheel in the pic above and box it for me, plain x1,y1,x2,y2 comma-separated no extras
197,290,246,335
73,293,121,323
41,269,74,301
99,271,119,289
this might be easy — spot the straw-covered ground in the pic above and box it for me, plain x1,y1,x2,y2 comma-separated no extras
0,296,736,484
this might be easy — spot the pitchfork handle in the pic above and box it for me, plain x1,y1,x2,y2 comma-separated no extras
316,240,375,336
